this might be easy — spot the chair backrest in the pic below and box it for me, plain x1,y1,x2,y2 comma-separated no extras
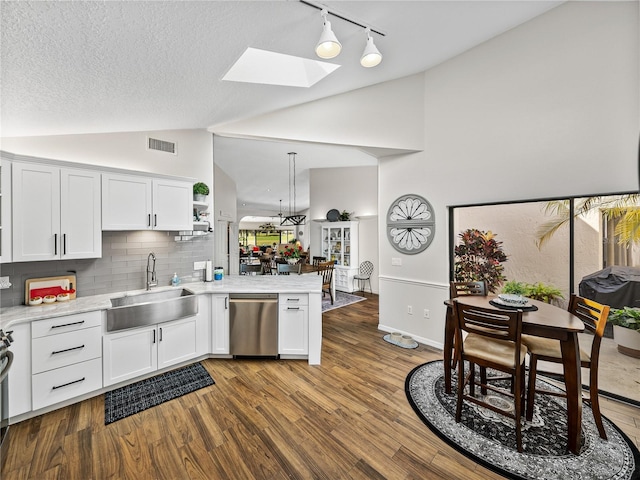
277,263,301,275
358,261,374,277
450,281,487,298
240,264,262,275
567,294,610,361
452,299,524,362
312,256,326,266
316,261,334,287
260,258,273,275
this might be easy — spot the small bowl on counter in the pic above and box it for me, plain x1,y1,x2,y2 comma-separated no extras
43,295,57,304
29,296,43,306
57,293,70,302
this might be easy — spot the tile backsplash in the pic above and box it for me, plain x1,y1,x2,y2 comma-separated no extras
0,231,213,308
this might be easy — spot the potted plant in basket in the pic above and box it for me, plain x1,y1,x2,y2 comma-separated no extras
280,244,303,265
607,307,640,358
193,182,209,202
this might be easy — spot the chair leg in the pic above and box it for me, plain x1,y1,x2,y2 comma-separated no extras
480,367,488,395
469,362,476,397
455,355,465,422
514,364,524,453
589,364,607,440
526,355,538,422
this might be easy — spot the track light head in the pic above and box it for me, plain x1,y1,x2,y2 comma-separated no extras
360,28,382,68
315,10,341,59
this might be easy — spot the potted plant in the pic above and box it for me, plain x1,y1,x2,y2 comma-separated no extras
502,280,564,305
607,307,640,358
193,182,209,202
454,229,508,293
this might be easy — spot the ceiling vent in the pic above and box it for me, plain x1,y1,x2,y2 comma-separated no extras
147,137,177,155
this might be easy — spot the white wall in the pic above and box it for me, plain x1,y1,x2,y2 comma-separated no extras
309,165,379,293
1,129,213,186
378,1,638,346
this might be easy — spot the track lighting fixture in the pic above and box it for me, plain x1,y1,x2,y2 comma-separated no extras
301,1,385,68
315,9,342,59
360,27,382,68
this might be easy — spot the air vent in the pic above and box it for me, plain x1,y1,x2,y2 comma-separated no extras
147,137,177,154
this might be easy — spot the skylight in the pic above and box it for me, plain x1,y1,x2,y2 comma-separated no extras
222,47,340,88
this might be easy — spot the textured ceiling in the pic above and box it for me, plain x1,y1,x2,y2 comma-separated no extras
1,0,563,216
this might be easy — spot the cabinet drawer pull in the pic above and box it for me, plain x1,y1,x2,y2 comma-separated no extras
154,214,157,227
159,327,163,342
153,329,156,344
287,307,300,311
51,320,85,329
63,233,67,255
148,214,151,227
286,298,300,302
54,233,58,255
51,345,84,355
52,377,85,390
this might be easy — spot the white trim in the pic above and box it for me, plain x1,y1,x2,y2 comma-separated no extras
379,275,448,290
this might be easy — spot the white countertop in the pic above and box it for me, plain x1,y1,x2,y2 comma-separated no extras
0,275,322,329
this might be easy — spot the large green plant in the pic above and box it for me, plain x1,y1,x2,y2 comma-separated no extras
536,194,640,248
454,229,508,293
608,307,640,331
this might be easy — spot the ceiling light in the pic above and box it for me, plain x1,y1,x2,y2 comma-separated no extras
315,9,341,59
361,28,382,68
281,152,306,226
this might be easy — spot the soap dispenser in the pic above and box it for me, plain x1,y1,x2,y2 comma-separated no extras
171,273,181,287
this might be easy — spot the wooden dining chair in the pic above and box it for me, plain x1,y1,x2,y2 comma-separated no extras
316,261,334,304
260,258,274,275
444,281,487,393
276,263,301,275
523,294,610,439
452,299,527,452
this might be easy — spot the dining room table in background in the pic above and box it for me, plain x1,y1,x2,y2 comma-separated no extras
444,295,586,454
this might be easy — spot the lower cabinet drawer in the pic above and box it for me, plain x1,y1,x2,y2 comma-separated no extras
32,358,103,411
32,326,102,374
279,294,309,306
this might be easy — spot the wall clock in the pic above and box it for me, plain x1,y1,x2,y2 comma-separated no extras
386,194,435,254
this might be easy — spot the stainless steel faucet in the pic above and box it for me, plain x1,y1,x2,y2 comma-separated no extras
146,252,157,290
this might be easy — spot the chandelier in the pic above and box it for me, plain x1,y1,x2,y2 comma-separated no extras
281,152,306,226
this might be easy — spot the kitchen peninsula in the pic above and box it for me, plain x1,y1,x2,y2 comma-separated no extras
1,274,323,422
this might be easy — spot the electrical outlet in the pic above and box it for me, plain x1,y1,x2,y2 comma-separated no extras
424,309,430,318
407,305,413,315
0,276,12,289
194,261,206,270
391,258,402,266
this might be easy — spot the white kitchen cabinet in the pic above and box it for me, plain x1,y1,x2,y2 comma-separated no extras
104,297,209,387
278,294,309,356
321,221,359,293
31,311,103,411
211,294,229,355
102,173,192,231
12,162,101,262
0,157,12,263
8,323,31,417
103,325,158,387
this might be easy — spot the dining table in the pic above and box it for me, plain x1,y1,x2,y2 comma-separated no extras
444,295,586,454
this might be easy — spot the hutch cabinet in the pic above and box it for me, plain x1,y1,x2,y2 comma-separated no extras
320,221,359,293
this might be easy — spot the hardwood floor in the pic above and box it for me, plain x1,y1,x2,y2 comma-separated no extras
3,294,639,479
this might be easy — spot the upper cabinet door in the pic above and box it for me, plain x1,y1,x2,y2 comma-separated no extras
60,168,101,259
152,178,192,231
12,162,61,262
102,173,152,230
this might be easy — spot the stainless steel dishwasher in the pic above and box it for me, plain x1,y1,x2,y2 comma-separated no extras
229,293,279,357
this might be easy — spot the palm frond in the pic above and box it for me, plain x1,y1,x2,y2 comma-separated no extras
535,216,570,249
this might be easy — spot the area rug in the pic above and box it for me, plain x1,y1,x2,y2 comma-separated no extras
405,360,640,480
105,362,214,425
322,291,366,312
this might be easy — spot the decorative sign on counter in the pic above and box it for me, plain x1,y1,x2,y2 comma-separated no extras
25,275,76,306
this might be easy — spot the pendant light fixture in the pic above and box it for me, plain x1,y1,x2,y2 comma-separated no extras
315,9,341,59
360,27,382,68
281,152,306,226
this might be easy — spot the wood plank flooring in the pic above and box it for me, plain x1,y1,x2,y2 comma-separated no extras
2,294,639,479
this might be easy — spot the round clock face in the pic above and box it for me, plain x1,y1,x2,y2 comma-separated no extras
386,194,435,254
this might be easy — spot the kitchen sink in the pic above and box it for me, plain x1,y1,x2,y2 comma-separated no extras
106,288,198,332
